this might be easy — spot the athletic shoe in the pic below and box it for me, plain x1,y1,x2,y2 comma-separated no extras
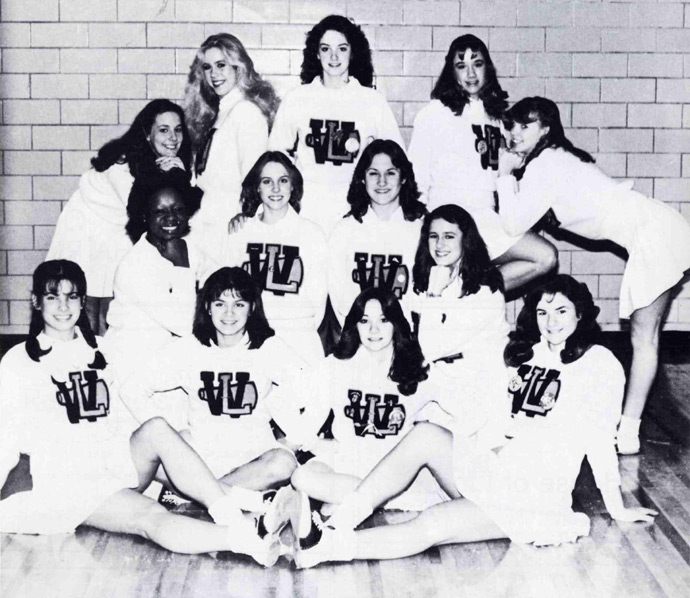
157,487,190,510
261,486,299,536
295,524,357,569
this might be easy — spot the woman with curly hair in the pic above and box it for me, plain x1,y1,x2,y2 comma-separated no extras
269,15,403,232
295,276,657,568
47,99,192,333
328,140,426,326
183,33,279,243
408,35,557,291
222,151,328,364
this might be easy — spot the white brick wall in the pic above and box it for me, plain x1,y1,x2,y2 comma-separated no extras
1,0,689,333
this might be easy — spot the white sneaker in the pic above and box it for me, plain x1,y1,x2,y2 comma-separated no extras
295,524,356,569
261,486,299,536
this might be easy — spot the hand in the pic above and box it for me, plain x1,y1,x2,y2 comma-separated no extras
609,506,658,523
427,265,453,297
228,213,248,234
498,148,524,176
156,156,185,172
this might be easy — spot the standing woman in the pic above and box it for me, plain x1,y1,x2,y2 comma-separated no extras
47,99,193,334
408,35,557,291
497,97,690,454
328,139,426,326
184,33,279,242
269,15,403,233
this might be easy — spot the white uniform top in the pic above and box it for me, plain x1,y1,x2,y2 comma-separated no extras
497,148,690,317
269,78,403,232
0,333,138,535
453,341,624,545
327,207,423,325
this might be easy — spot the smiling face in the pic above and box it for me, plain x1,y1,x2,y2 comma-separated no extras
318,29,351,83
147,111,183,158
536,292,581,353
258,161,293,216
357,299,395,353
453,48,487,100
364,153,403,210
34,279,83,341
145,188,190,244
428,218,463,268
202,46,238,98
508,119,549,156
209,289,251,347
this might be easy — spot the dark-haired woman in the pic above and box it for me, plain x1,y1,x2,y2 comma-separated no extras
408,35,557,291
0,260,282,564
47,99,193,333
269,15,403,232
497,96,690,455
295,276,657,568
328,139,426,326
223,151,328,364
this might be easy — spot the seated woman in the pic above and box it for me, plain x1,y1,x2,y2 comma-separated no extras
223,151,328,364
0,260,280,566
294,275,658,568
120,267,308,526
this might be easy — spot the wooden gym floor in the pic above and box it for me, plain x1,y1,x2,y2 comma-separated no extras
1,333,689,598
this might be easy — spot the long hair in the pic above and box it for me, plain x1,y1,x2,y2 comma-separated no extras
505,97,595,178
183,33,280,149
240,151,304,217
91,99,192,178
301,15,374,87
505,274,601,367
334,287,428,396
27,260,106,369
125,169,202,243
413,205,503,297
193,267,275,349
345,139,427,223
431,34,508,120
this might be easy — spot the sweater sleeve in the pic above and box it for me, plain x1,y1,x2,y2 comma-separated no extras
0,352,27,489
235,102,269,182
105,162,136,207
407,109,434,204
268,93,298,157
309,227,329,328
375,91,404,150
326,223,353,326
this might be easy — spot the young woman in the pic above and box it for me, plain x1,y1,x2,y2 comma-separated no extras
47,99,193,333
328,139,426,327
295,276,657,568
222,151,328,364
184,33,279,242
0,260,281,565
120,267,308,525
408,35,557,291
497,96,690,454
269,15,403,232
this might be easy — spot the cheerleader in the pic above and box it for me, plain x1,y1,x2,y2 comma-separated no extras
269,15,403,232
295,276,657,568
47,99,193,333
0,260,281,565
408,35,557,291
223,151,328,364
328,139,426,327
184,33,279,243
497,97,690,454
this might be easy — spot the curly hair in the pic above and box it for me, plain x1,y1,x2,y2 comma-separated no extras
300,15,374,87
431,34,508,120
125,169,202,243
413,205,503,297
240,151,304,217
193,267,275,349
504,274,601,367
91,99,192,178
27,260,106,369
334,287,428,396
345,139,426,223
183,33,280,150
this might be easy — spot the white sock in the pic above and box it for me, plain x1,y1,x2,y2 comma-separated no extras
618,416,641,438
327,492,374,531
208,495,249,528
226,486,269,513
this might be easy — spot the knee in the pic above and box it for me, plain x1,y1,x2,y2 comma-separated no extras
410,422,451,447
537,243,559,275
136,416,173,439
263,449,298,482
291,460,323,492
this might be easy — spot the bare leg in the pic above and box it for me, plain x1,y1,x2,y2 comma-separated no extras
220,448,297,491
291,460,361,504
493,232,558,293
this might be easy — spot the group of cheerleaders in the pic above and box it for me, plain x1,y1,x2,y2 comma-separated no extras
2,15,690,568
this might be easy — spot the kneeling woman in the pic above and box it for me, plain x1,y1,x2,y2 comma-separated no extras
296,275,657,567
0,261,280,564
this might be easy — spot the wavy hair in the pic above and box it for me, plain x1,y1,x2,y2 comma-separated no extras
504,274,601,367
431,35,508,120
345,139,426,223
334,287,428,396
183,33,280,149
125,169,202,243
240,151,304,217
193,267,275,349
301,15,374,87
27,260,106,369
413,205,503,297
91,99,192,178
